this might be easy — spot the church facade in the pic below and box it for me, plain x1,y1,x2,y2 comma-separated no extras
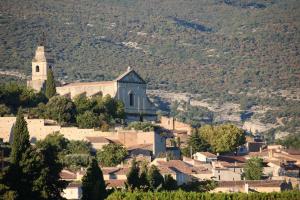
27,44,157,122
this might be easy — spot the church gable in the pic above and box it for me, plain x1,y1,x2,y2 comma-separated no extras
116,70,146,84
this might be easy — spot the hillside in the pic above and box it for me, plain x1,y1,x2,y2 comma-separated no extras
0,0,299,137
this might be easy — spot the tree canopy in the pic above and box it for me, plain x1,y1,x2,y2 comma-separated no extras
244,157,264,180
81,159,107,200
45,68,56,99
97,143,128,167
199,124,245,153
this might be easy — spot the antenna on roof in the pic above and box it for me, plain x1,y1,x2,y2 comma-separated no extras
127,66,132,71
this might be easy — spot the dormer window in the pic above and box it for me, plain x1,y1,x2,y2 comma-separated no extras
36,65,40,72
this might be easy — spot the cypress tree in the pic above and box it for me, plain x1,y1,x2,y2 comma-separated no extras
4,108,32,199
147,165,164,191
81,159,107,200
125,159,140,190
10,108,30,164
45,68,56,99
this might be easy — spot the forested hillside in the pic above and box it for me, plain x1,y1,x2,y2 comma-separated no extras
0,0,299,94
0,0,299,137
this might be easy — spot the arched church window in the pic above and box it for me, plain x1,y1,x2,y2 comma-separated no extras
129,93,134,106
36,65,40,72
49,65,52,70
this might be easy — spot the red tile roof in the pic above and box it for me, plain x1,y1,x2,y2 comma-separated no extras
198,152,217,158
102,167,130,175
106,179,126,188
157,160,194,174
85,137,112,144
60,170,77,180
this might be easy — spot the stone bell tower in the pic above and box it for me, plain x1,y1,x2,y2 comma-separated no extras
27,35,54,92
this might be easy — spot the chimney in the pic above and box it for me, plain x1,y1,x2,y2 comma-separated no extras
259,147,262,153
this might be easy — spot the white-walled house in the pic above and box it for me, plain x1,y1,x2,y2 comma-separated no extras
193,152,217,163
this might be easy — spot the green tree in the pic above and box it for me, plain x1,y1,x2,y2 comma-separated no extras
244,157,263,180
2,109,32,199
76,111,99,128
183,130,210,157
45,69,56,99
116,100,125,120
147,165,164,191
97,143,127,167
33,142,68,199
0,104,10,116
10,109,30,164
125,159,140,190
73,94,94,114
163,174,177,190
200,124,245,153
45,96,76,125
139,162,149,190
81,159,107,200
66,140,92,154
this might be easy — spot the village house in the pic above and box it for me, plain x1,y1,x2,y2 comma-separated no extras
60,169,85,199
193,152,217,163
212,180,284,193
212,161,244,181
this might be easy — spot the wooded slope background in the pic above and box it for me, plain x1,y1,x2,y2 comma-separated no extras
0,0,299,96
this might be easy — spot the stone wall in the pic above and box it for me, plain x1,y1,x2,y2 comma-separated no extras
159,116,192,134
0,117,165,155
56,81,117,98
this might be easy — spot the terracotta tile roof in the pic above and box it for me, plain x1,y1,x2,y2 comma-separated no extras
157,166,176,175
218,156,246,163
67,181,82,188
198,152,217,158
218,180,283,188
85,137,111,144
60,170,77,180
102,167,130,175
219,161,245,168
157,160,194,174
283,149,300,155
127,144,153,151
102,167,120,174
248,148,269,157
106,179,126,188
61,81,114,87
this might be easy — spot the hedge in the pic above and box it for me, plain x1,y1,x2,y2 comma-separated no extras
107,191,300,200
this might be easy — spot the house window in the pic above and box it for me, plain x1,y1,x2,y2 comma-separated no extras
218,175,220,180
36,65,40,72
129,93,134,106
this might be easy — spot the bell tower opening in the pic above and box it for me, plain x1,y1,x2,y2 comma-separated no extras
36,65,40,72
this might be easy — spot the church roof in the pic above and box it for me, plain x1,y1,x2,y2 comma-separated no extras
115,67,146,84
60,81,114,87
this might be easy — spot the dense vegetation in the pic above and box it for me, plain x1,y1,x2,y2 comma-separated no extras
1,0,299,94
0,82,125,129
97,143,128,167
107,191,300,200
0,110,67,199
243,157,264,180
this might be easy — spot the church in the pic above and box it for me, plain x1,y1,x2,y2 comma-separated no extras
27,44,157,122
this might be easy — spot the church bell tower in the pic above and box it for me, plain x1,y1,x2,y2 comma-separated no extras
27,35,54,92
